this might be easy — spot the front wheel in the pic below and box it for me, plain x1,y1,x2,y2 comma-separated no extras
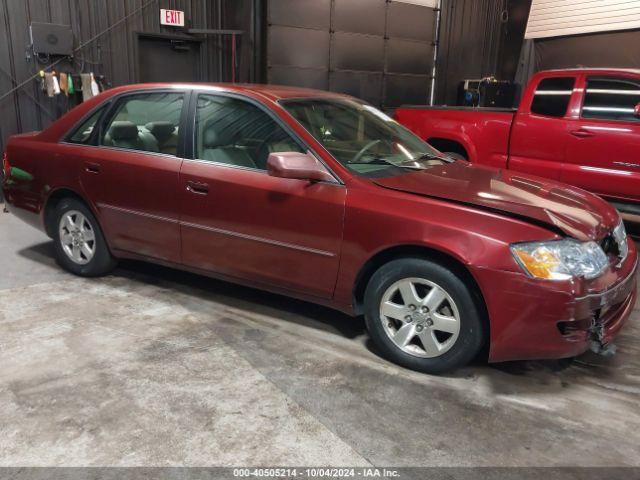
53,198,117,277
364,258,485,374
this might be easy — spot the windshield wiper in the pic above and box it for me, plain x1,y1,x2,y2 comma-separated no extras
413,152,455,163
347,157,426,169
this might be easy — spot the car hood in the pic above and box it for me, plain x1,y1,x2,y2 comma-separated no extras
373,161,618,241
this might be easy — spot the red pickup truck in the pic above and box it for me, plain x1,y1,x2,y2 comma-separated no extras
396,68,640,223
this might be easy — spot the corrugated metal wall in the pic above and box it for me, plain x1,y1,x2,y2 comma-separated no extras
436,0,507,105
495,0,532,82
525,0,640,39
1,0,525,149
0,0,257,153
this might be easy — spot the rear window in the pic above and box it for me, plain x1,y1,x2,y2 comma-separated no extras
530,77,575,118
582,77,640,122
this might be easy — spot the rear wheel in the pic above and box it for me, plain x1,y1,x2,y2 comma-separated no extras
364,258,484,374
53,198,117,277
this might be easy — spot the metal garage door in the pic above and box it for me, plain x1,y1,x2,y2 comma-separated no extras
525,0,640,39
267,0,436,108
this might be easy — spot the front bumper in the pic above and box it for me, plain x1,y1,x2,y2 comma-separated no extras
473,239,638,363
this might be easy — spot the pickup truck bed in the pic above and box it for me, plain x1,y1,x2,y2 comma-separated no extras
396,106,515,170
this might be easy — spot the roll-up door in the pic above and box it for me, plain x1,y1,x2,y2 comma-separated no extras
267,0,436,108
525,0,640,39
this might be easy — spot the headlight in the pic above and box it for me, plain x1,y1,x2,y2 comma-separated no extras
510,239,608,281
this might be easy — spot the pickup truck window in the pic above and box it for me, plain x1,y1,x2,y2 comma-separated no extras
282,98,440,178
530,77,575,118
582,77,640,122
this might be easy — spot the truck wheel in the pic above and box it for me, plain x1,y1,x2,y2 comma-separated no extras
53,198,117,277
364,258,484,374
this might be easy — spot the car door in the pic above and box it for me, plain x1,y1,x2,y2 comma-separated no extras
563,74,640,204
74,90,187,263
179,92,346,299
508,76,577,180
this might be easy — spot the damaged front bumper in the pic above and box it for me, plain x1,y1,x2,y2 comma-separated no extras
581,263,638,355
472,239,638,363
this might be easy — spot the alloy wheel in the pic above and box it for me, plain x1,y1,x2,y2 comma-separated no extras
379,277,461,358
58,210,96,265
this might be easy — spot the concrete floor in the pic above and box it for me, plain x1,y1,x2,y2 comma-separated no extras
1,209,640,468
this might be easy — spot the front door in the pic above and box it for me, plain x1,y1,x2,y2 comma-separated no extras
179,93,346,298
82,90,187,262
508,76,577,180
563,75,640,204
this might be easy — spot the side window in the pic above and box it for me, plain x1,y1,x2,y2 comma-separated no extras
530,77,575,118
582,77,640,122
195,94,303,170
67,107,104,144
101,92,184,155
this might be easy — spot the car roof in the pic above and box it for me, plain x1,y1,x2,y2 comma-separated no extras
108,82,350,102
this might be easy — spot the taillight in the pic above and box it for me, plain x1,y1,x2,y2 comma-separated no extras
2,152,9,178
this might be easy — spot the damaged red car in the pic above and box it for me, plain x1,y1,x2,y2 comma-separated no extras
2,84,637,374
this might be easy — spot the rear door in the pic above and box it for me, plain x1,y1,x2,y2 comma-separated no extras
76,90,187,263
563,74,640,204
179,92,346,298
508,76,577,180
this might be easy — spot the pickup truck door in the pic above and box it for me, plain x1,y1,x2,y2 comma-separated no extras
179,92,345,299
562,74,640,205
508,76,578,180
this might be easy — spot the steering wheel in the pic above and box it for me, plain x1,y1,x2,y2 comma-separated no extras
349,139,381,164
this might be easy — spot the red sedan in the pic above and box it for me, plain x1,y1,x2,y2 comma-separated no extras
2,84,637,374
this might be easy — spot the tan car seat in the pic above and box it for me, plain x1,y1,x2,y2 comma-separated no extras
145,121,178,155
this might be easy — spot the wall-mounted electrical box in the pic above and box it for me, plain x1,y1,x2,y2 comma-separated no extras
30,22,74,55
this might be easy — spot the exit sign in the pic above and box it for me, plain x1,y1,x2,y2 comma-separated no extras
160,9,184,27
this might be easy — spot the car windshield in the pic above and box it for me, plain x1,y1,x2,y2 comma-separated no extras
281,98,444,177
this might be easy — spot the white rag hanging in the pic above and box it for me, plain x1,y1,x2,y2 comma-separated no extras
52,74,61,95
90,73,100,96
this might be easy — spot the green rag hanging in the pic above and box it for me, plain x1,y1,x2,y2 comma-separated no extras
68,75,75,95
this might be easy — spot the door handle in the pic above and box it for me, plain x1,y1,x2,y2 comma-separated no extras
84,162,101,174
570,129,595,138
186,180,209,195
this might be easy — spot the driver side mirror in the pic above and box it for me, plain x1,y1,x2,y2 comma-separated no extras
267,152,336,183
634,102,640,118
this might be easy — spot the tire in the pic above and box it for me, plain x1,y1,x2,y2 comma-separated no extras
442,151,467,161
53,198,117,277
364,258,484,374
